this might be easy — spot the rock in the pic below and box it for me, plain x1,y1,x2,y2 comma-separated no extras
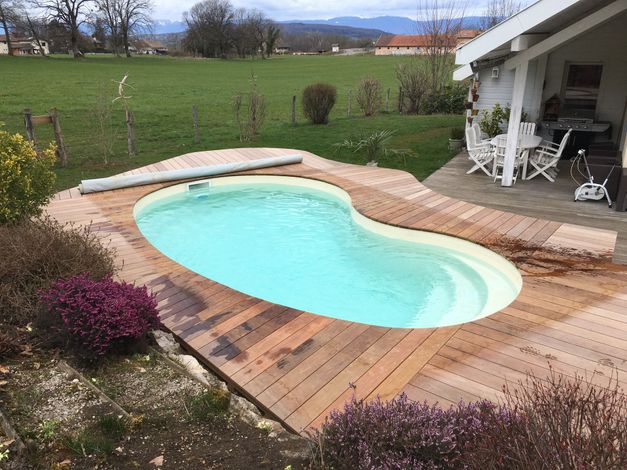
149,455,164,467
150,331,182,355
171,354,228,392
280,447,311,460
228,394,262,426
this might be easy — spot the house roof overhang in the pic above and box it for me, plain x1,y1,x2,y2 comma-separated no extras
454,0,625,80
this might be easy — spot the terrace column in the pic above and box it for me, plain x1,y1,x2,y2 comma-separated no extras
502,60,529,187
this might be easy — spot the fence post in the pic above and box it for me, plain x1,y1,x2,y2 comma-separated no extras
49,108,68,166
398,87,403,113
23,108,35,144
126,109,136,157
385,88,391,113
291,95,296,125
347,89,352,117
192,105,200,144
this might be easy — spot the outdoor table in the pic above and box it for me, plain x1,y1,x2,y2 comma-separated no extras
491,133,543,180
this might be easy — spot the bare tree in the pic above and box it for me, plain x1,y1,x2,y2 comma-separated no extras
416,0,468,92
480,0,523,30
117,0,152,57
0,0,22,52
23,12,48,55
232,7,266,58
95,0,122,55
32,0,93,57
183,0,234,58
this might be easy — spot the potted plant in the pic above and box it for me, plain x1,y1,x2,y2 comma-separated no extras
449,127,464,152
334,130,414,167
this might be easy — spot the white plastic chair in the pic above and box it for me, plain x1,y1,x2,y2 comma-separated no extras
492,136,523,183
519,122,537,136
465,126,494,176
526,129,572,182
472,122,491,145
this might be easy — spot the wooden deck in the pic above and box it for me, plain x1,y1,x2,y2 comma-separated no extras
424,151,627,264
46,148,627,434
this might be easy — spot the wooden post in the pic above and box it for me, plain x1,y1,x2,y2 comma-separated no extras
49,108,68,166
126,109,136,157
23,108,35,143
192,105,200,144
291,95,296,125
347,89,352,117
398,87,403,113
385,88,390,113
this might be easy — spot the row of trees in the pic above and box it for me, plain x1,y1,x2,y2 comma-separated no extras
183,0,279,59
0,0,153,57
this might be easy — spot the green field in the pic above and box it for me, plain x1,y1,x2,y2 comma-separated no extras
1,54,464,190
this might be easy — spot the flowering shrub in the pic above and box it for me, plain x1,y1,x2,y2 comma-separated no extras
0,127,56,224
313,393,502,469
40,274,160,360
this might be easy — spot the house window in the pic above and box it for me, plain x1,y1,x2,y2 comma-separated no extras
561,63,603,118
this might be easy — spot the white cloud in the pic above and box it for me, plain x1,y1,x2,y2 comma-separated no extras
152,0,510,22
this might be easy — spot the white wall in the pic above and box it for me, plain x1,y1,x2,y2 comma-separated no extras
542,13,627,144
0,41,8,55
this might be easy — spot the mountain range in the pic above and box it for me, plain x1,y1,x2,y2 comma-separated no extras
152,15,487,36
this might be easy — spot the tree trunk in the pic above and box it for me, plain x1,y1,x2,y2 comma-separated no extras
123,30,130,57
26,15,47,57
70,30,79,58
0,6,12,54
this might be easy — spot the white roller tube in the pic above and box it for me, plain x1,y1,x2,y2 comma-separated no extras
78,154,303,194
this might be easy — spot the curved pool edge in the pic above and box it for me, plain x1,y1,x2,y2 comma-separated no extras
133,175,523,326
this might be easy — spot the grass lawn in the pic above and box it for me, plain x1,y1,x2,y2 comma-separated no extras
0,54,464,190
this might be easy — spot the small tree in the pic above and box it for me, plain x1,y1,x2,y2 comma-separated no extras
0,127,56,224
233,74,266,141
356,77,383,117
396,61,431,114
92,83,116,164
302,83,337,124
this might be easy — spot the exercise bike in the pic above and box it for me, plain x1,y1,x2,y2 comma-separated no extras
571,149,616,208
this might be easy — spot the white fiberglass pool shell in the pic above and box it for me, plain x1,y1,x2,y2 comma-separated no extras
134,175,522,329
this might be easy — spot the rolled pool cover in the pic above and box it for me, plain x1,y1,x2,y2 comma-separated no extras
78,154,303,194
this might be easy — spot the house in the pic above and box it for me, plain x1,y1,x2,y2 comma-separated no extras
454,0,627,186
331,43,340,53
0,35,49,56
455,29,481,49
133,39,168,55
374,34,453,55
274,41,291,54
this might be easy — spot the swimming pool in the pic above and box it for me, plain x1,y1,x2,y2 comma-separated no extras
134,176,521,329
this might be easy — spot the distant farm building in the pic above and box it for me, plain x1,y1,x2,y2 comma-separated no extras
331,43,340,53
133,39,168,55
274,41,292,54
374,30,481,56
0,35,49,56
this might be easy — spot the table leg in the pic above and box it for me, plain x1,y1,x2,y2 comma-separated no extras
522,149,529,180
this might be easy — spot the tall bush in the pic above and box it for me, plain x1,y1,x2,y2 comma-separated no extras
395,61,431,114
422,83,467,115
302,83,337,124
356,77,383,117
40,274,160,360
0,127,56,224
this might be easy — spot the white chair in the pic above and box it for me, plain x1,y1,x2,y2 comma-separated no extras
492,136,523,183
472,122,491,145
519,122,537,136
465,126,494,176
526,129,572,182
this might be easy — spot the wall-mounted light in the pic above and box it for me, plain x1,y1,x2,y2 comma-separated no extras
491,67,500,79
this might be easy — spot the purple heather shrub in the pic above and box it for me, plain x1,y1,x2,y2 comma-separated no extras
40,274,160,360
314,393,505,470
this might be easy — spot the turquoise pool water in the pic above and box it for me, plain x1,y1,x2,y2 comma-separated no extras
135,177,520,328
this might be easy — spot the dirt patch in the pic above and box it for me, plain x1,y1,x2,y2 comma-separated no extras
0,352,310,469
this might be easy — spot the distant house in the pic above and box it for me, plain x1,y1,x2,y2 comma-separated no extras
0,35,49,56
455,29,481,49
133,39,168,55
374,34,455,56
274,41,291,54
331,43,340,53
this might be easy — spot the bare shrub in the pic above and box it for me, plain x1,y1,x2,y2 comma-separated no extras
356,77,383,117
470,368,627,469
92,83,116,164
0,217,116,327
302,83,337,124
234,75,266,141
395,61,431,114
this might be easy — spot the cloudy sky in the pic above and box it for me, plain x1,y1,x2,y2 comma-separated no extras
152,0,515,22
